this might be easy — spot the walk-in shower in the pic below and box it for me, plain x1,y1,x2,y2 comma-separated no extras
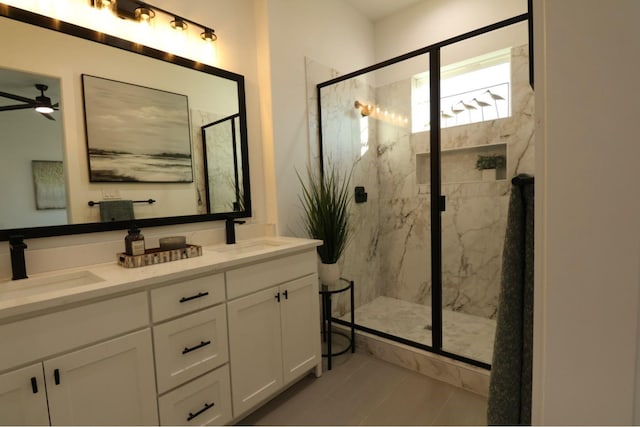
311,14,534,368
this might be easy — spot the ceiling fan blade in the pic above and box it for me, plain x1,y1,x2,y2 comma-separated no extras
0,91,35,104
40,112,56,121
0,103,33,111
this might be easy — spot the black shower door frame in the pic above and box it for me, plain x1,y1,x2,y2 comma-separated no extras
316,10,532,370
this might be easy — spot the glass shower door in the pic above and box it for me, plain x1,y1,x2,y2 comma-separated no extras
319,53,433,348
439,21,533,364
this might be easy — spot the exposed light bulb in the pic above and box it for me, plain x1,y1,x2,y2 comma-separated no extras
135,7,155,23
35,106,54,114
170,17,187,31
200,28,217,42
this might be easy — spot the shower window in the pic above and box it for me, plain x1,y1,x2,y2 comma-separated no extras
411,48,511,133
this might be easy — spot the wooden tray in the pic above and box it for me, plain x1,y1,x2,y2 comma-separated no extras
117,244,202,268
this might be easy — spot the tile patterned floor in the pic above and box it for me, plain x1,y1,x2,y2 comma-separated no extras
342,296,496,364
238,352,487,426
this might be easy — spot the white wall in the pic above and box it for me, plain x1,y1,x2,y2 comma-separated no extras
533,0,640,424
374,0,527,62
257,0,375,235
0,108,67,229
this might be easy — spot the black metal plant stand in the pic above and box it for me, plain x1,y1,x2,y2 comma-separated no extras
319,278,355,370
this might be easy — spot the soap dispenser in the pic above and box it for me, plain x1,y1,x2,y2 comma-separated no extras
125,226,146,256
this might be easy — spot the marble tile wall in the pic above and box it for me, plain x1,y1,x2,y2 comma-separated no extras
307,45,533,321
190,109,224,215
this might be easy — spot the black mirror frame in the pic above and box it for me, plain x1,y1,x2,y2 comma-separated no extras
0,5,252,241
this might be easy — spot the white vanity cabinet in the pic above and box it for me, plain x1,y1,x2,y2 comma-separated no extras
226,251,321,417
0,293,158,426
0,238,322,426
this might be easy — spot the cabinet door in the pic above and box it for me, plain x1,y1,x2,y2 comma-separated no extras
280,274,322,384
44,329,158,426
0,363,49,426
227,287,283,417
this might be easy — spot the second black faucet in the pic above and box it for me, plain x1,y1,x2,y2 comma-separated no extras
225,218,246,244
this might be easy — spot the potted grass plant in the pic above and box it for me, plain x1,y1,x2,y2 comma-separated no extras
298,165,352,286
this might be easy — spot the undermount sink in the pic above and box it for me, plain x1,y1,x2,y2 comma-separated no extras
0,270,105,300
208,238,286,255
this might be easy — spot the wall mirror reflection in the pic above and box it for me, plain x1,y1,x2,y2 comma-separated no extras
0,8,251,240
202,114,245,214
0,68,65,230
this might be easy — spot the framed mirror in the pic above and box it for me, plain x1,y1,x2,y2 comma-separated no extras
0,5,251,241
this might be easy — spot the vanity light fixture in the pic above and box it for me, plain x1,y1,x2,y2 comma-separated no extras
91,0,114,10
170,16,187,31
200,28,218,42
135,6,155,22
354,100,408,126
89,0,218,42
354,100,373,117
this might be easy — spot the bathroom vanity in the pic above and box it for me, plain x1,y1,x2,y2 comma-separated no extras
0,236,322,425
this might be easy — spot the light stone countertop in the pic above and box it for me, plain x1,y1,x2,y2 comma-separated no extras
0,236,321,322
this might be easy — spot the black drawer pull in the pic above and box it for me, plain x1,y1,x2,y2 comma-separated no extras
53,369,60,385
179,291,209,303
182,340,211,355
275,292,280,302
187,402,214,422
31,377,38,394
283,290,289,300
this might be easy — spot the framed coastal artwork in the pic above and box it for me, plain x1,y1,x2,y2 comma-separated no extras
82,74,193,183
32,160,66,209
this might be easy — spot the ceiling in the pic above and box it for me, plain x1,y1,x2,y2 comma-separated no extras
344,0,423,22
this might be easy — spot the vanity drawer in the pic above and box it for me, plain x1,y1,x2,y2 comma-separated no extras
151,273,225,323
158,365,232,426
153,305,228,394
226,250,317,299
0,292,147,372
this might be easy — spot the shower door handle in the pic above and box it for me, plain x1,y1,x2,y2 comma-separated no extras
440,195,446,212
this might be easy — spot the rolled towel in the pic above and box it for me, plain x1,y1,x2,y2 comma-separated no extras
100,200,134,222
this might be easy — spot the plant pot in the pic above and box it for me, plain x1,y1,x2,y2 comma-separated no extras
481,168,497,181
318,262,340,287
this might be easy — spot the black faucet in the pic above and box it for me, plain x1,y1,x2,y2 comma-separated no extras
225,218,246,244
9,235,28,280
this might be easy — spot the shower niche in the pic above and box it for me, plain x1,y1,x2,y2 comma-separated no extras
416,142,507,186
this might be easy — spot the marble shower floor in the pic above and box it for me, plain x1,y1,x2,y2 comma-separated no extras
342,296,496,364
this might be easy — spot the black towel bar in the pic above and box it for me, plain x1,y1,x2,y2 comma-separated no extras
88,199,156,206
511,174,534,186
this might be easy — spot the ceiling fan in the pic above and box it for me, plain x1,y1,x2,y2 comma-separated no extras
0,84,59,120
